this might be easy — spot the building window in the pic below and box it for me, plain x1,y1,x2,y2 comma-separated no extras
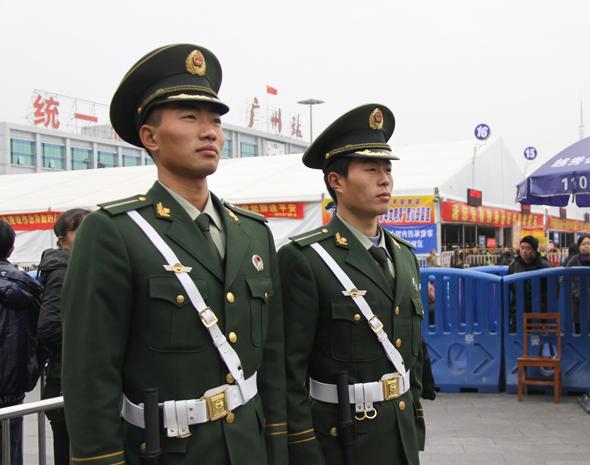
71,147,92,170
11,139,36,166
123,154,141,167
97,151,118,168
221,139,233,158
42,143,65,169
144,156,155,166
240,142,258,158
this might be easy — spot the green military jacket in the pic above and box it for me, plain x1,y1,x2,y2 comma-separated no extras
278,215,425,465
61,181,288,465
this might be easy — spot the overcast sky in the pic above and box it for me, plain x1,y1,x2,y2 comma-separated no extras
1,1,588,175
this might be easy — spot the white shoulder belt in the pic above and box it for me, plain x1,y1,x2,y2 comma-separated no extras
123,210,257,436
309,243,410,413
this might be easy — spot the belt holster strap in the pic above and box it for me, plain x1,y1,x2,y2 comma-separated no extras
309,243,406,375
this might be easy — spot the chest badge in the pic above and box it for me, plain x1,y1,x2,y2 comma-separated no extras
412,277,419,292
164,262,192,273
252,255,264,271
342,288,367,297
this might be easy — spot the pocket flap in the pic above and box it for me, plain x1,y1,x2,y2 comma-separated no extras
149,275,208,307
246,276,273,300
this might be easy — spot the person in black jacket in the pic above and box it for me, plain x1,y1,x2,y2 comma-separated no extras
37,208,89,465
0,220,45,465
507,235,554,333
565,234,590,333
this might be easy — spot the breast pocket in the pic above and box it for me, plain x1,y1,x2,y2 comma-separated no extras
148,275,209,352
246,276,273,346
411,295,424,356
330,298,383,362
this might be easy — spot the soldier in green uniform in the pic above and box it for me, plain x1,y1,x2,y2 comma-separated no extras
278,104,425,465
61,44,288,465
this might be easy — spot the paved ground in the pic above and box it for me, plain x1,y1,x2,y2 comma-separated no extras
420,391,590,465
16,384,590,464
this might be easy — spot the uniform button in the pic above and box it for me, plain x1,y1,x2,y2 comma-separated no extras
395,307,400,315
322,229,328,233
138,197,147,201
354,314,361,321
399,401,406,411
226,412,235,423
227,292,235,303
176,295,185,304
229,332,237,343
226,373,234,384
140,443,146,453
330,427,338,437
396,339,402,348
264,292,268,300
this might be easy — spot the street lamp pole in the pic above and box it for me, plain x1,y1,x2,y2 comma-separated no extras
297,99,324,143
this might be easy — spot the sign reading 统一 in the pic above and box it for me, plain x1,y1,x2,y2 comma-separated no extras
524,147,537,160
474,124,491,141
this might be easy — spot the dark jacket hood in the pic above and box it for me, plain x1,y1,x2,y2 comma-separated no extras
39,248,70,286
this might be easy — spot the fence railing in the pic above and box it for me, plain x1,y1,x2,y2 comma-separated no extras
0,395,63,465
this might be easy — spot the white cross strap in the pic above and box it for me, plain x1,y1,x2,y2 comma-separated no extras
126,210,252,403
310,242,407,376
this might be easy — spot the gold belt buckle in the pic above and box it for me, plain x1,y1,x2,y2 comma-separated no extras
381,376,400,401
199,307,218,328
368,315,383,333
202,390,229,421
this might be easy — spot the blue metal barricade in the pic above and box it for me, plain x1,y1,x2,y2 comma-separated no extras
421,268,503,393
468,265,509,277
503,267,590,396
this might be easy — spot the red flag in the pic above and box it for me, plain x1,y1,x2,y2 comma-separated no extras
266,85,278,95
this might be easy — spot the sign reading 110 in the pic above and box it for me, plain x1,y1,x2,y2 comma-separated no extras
474,124,491,141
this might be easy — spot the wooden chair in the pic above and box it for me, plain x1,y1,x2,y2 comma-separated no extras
517,312,561,402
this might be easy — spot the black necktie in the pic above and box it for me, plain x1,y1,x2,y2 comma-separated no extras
369,246,395,294
195,213,223,266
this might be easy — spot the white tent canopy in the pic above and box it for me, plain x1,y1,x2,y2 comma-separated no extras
1,137,538,263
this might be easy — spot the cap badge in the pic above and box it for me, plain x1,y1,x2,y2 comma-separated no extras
186,50,206,76
369,108,384,130
157,202,171,217
252,255,264,271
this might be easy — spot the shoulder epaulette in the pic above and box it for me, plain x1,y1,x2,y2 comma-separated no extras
290,226,332,247
224,202,268,223
385,229,416,250
99,194,151,216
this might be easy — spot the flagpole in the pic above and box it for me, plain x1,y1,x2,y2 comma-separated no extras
297,99,324,142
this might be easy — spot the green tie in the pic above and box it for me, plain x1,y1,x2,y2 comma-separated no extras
195,213,223,267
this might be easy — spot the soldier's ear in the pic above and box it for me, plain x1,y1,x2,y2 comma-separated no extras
139,124,159,154
5,245,14,259
328,172,344,196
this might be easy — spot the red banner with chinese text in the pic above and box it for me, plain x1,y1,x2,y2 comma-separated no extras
547,216,590,233
236,202,304,219
441,199,543,228
0,211,63,231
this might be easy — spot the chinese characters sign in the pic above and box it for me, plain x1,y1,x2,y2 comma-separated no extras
33,95,60,129
0,212,63,231
236,202,304,219
380,196,435,225
547,216,590,233
441,199,542,228
382,225,437,254
241,96,303,139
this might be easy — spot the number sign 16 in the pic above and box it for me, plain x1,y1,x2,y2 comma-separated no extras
474,124,490,141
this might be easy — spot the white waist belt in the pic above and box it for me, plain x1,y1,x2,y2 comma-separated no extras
309,371,410,415
121,372,257,438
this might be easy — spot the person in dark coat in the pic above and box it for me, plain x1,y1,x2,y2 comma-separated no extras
37,208,90,465
562,242,580,268
565,234,590,333
499,251,514,266
0,220,45,465
507,235,554,333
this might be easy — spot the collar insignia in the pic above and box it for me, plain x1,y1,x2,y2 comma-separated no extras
336,232,348,246
225,207,239,222
157,202,171,217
